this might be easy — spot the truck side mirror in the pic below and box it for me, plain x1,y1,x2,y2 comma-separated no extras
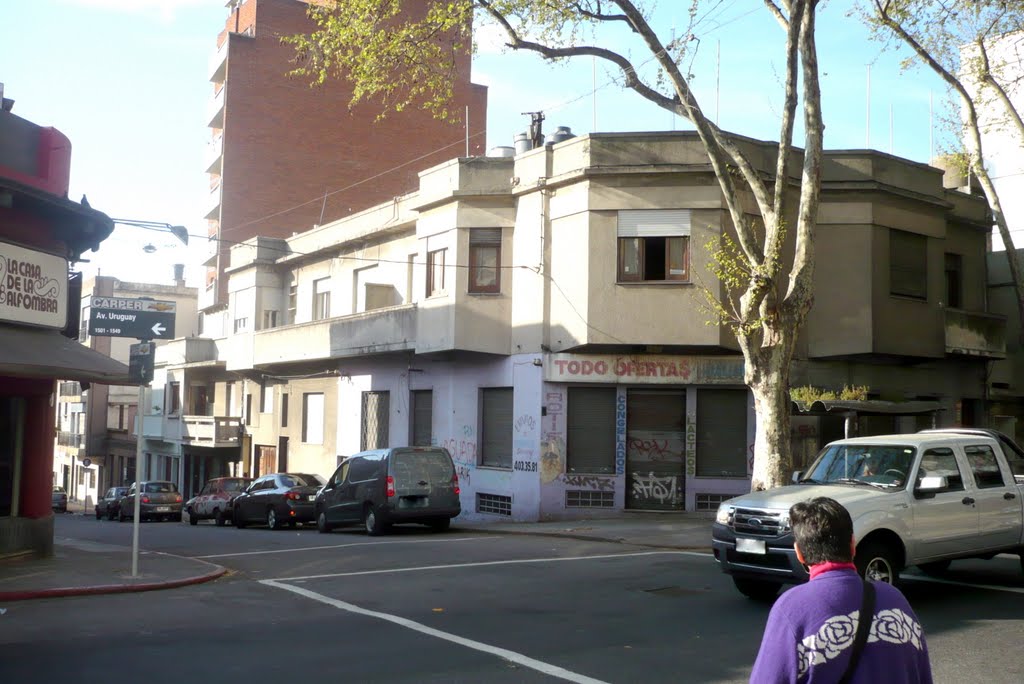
791,471,803,484
916,475,948,493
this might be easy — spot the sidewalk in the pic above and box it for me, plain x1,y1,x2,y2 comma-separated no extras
0,511,714,603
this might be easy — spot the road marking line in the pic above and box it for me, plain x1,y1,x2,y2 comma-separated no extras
902,574,1024,595
266,550,700,582
196,536,496,559
263,578,610,684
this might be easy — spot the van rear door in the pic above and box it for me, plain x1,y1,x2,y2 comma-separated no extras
390,448,458,508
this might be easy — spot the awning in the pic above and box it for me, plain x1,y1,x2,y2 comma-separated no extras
0,324,133,385
792,399,944,415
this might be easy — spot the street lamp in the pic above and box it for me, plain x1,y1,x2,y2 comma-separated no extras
111,218,190,247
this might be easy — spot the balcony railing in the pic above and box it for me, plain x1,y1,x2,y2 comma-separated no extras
57,431,85,448
204,183,221,220
204,135,223,174
945,308,1006,359
207,84,225,129
208,40,227,83
181,415,241,447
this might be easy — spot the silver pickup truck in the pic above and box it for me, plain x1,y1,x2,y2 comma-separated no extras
711,428,1024,599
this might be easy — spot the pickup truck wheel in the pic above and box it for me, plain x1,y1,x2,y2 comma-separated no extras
188,507,198,525
919,560,951,576
733,577,780,601
857,542,900,584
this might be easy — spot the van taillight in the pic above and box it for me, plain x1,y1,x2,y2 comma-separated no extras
452,473,460,495
141,496,150,504
386,475,395,498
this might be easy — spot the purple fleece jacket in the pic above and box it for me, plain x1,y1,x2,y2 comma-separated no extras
749,569,933,683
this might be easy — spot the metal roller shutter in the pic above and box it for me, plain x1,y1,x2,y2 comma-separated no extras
567,387,617,474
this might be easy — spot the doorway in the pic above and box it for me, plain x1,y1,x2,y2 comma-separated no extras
625,389,685,510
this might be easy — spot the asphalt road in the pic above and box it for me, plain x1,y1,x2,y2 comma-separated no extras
2,516,1023,683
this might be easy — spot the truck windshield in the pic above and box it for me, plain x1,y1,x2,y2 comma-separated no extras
802,444,917,487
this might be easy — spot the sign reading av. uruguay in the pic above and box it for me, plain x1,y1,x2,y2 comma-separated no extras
0,241,68,329
88,296,176,340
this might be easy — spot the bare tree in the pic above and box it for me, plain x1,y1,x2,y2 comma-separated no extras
862,0,1024,336
288,0,825,491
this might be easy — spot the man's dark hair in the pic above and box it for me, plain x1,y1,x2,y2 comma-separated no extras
789,497,854,565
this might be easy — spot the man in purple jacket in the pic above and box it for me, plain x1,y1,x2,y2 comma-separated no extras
749,497,933,683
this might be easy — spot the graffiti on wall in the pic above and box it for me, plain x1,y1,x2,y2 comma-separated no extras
541,436,565,484
615,392,627,475
514,414,536,434
558,473,615,491
685,411,697,476
631,471,681,505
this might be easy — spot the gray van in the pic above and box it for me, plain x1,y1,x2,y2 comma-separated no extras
314,446,461,535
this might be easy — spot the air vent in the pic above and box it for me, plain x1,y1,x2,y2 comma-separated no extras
477,492,512,516
695,493,732,511
566,490,614,508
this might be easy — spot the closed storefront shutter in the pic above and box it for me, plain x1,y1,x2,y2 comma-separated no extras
411,390,433,447
481,388,512,468
695,389,748,477
567,387,617,474
626,389,685,510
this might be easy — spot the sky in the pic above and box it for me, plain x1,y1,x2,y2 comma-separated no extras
0,0,949,287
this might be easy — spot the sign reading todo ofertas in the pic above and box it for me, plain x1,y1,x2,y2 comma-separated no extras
545,353,746,385
0,241,68,329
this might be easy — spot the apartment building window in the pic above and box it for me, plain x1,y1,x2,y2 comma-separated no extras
944,253,963,308
566,387,616,474
890,229,927,299
361,391,390,451
281,393,289,428
168,382,181,415
287,274,297,323
233,317,249,333
617,209,690,282
480,388,513,469
302,393,325,444
263,309,279,329
469,228,501,293
260,382,274,414
410,390,433,447
313,277,331,320
427,248,446,296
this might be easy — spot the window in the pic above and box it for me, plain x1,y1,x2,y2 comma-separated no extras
617,209,690,282
244,393,253,426
890,229,927,299
480,388,513,469
469,228,501,293
567,387,616,474
281,393,289,428
410,390,433,447
313,277,331,320
263,309,279,329
225,382,235,416
287,274,297,323
302,393,324,444
427,248,446,296
944,253,962,308
361,391,390,451
260,383,273,414
918,447,964,491
168,382,181,415
965,444,1005,489
233,317,249,333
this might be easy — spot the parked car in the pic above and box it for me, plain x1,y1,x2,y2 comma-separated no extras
95,486,129,520
186,476,252,526
118,481,183,522
232,473,326,529
51,486,68,513
314,446,461,536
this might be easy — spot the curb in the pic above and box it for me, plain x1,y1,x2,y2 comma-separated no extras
0,564,227,603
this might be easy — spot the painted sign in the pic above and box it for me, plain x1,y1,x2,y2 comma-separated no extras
0,241,68,328
545,354,745,385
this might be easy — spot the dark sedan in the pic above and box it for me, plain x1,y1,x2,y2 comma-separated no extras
95,486,129,520
232,472,326,529
118,481,183,522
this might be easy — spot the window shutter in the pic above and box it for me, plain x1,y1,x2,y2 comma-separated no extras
481,388,513,468
567,387,617,474
695,389,748,477
618,209,691,237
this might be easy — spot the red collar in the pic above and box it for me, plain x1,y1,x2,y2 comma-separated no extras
808,561,857,580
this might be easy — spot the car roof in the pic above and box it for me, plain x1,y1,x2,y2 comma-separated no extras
828,432,998,447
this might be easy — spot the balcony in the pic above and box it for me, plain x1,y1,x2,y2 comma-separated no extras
208,40,227,83
249,304,417,368
945,308,1006,359
207,84,225,129
181,416,242,447
204,135,223,175
57,431,85,448
142,415,165,438
204,183,221,220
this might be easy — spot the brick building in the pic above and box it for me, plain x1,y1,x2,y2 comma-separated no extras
201,0,488,333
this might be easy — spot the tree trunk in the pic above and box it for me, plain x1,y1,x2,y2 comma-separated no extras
747,351,794,492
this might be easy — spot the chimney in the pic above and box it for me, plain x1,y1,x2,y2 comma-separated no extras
173,264,185,287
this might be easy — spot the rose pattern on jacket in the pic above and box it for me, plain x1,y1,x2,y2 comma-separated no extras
796,608,924,679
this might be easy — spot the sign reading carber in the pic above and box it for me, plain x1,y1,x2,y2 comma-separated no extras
0,241,68,329
545,354,745,385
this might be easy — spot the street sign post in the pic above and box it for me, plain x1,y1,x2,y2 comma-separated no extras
88,296,176,340
129,342,155,385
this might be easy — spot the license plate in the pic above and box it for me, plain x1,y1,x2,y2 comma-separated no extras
155,506,171,512
736,538,766,554
307,495,315,502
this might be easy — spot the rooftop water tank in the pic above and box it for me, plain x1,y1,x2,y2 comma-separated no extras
547,126,575,145
488,146,515,158
513,132,533,155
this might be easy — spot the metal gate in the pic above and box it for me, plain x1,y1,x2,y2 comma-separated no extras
361,391,390,451
626,389,685,510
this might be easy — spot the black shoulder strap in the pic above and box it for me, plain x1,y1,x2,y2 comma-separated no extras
838,580,876,684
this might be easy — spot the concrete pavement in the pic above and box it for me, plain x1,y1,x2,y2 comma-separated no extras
0,511,714,602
